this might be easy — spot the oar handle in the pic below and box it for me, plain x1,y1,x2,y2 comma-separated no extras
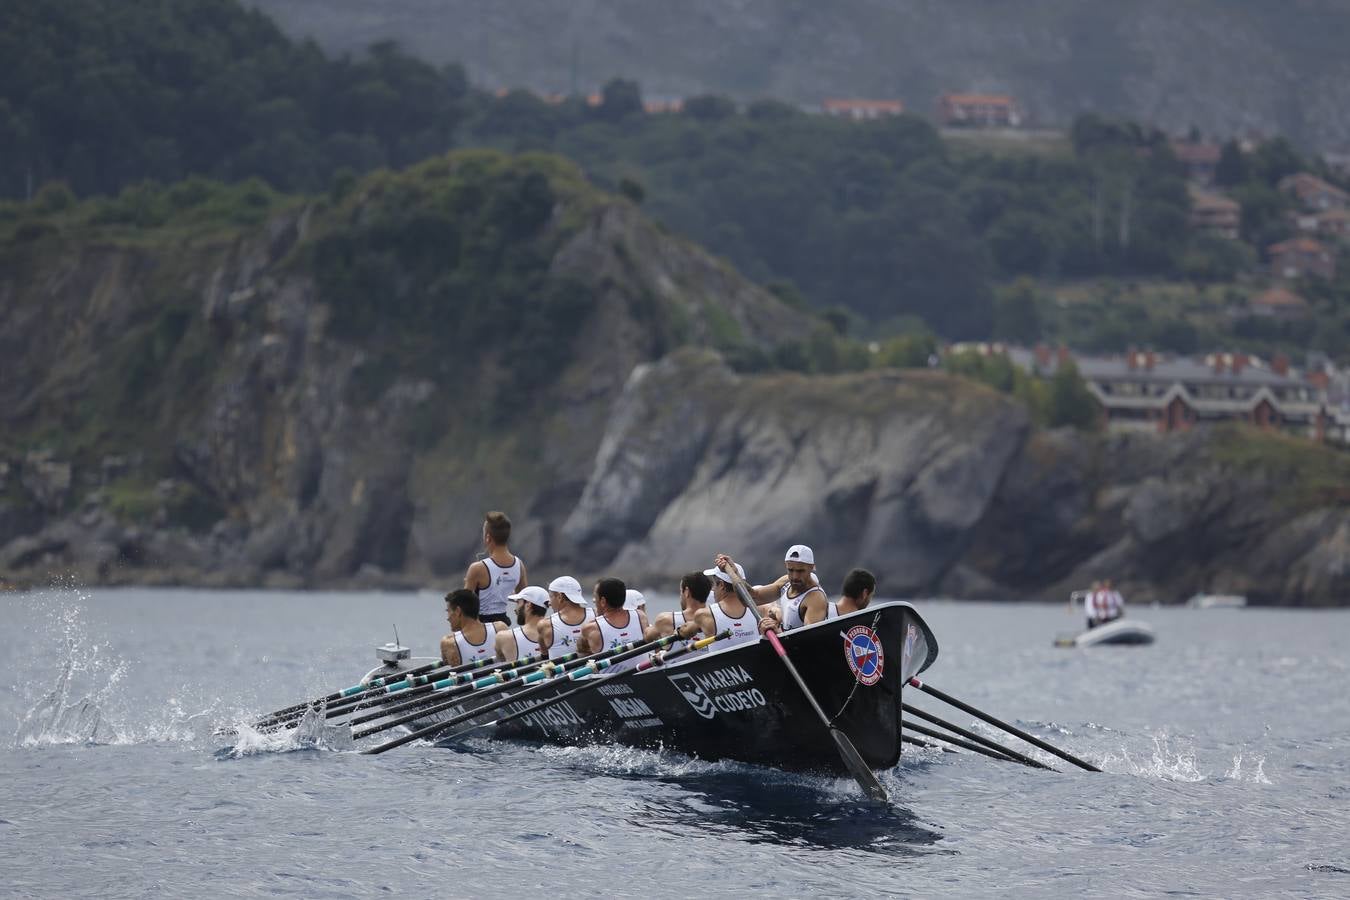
908,678,1101,773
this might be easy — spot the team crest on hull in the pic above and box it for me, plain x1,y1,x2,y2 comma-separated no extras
844,625,884,685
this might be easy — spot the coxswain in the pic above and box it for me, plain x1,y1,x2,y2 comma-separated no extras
463,510,528,626
691,559,760,648
720,544,826,631
495,585,550,662
645,571,712,642
535,575,595,659
440,588,507,666
579,578,650,671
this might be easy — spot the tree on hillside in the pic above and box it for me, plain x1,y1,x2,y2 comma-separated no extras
1047,360,1100,429
1214,139,1248,187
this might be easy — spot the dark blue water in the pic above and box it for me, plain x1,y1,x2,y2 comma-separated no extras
2,588,1347,897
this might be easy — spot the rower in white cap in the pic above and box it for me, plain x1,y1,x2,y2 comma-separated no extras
716,544,826,632
535,575,595,659
689,559,760,649
495,585,551,662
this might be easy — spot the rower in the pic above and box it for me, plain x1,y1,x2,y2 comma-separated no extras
579,578,649,671
495,585,550,662
809,568,876,623
535,575,595,659
692,560,760,649
722,544,827,631
440,588,508,666
463,511,528,626
645,571,712,642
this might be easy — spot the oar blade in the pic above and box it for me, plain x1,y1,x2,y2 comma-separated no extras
829,727,888,802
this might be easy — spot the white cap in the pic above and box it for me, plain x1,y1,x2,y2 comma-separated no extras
784,544,815,566
703,562,747,585
508,585,551,610
547,575,589,606
623,589,646,610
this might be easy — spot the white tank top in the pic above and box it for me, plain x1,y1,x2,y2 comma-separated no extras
454,623,496,664
826,601,839,620
477,555,523,617
509,625,541,660
595,610,644,673
547,608,594,659
777,584,825,631
709,599,759,649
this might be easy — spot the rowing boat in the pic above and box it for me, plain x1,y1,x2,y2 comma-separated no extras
359,601,938,774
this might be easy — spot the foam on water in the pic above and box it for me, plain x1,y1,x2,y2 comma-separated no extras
216,707,355,757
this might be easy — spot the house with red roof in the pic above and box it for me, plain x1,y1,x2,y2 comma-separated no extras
1248,287,1310,320
1267,237,1336,280
1278,173,1350,211
937,93,1022,128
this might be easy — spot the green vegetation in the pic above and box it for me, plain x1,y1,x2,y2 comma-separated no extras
943,349,1099,430
0,0,467,199
1209,425,1350,509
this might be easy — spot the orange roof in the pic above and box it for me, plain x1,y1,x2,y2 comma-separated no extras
823,98,905,113
1251,287,1308,308
1189,188,1239,211
941,93,1015,107
1268,237,1329,254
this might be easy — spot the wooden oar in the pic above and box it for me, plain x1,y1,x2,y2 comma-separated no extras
902,703,1054,770
443,631,732,741
900,729,957,753
723,565,889,802
908,677,1101,773
904,721,1025,764
361,633,684,754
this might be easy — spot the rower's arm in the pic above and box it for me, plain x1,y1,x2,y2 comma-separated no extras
464,560,488,592
751,574,789,603
646,611,675,641
439,635,462,667
693,608,716,640
516,559,528,590
799,588,830,625
535,617,553,655
493,629,516,663
579,620,601,655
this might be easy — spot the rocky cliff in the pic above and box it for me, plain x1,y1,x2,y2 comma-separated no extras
565,350,1350,606
3,152,1346,605
251,0,1350,150
0,152,818,590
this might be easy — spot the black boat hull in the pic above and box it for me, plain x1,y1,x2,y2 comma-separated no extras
365,601,938,775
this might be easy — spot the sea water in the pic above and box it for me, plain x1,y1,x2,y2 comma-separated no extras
1,588,1347,898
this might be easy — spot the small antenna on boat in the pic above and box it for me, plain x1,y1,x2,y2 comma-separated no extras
393,624,401,648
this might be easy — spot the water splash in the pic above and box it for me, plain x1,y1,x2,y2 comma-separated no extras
1226,752,1273,784
215,706,354,758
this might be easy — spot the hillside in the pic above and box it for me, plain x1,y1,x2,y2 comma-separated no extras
249,0,1350,150
0,151,819,588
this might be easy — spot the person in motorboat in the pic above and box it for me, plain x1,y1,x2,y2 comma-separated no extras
645,571,712,642
440,588,508,666
463,511,528,626
691,559,761,648
494,585,550,662
1099,579,1124,624
535,575,595,660
1084,580,1104,629
718,544,827,631
579,577,650,671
